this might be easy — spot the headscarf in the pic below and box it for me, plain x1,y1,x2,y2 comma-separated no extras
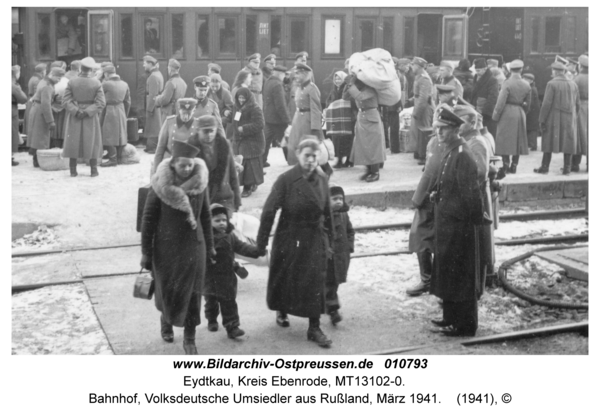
334,71,348,83
234,87,254,109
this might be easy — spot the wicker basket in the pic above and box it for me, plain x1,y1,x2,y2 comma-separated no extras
37,148,69,171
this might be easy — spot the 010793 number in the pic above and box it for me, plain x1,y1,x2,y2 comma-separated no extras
384,359,428,369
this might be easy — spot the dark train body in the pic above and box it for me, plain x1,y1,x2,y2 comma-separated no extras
11,7,587,116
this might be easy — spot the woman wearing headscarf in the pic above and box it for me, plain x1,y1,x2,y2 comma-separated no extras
326,71,347,108
141,140,215,355
256,138,335,348
231,87,265,197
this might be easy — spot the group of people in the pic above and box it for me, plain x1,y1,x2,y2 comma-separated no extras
12,57,131,175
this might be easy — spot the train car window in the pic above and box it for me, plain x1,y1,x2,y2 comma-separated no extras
357,19,376,51
270,15,282,56
383,17,394,54
564,16,576,53
143,16,162,55
218,16,238,57
172,14,185,59
443,18,464,57
323,17,342,55
544,16,561,53
120,14,133,58
404,17,415,56
56,11,86,59
37,13,52,59
197,15,210,58
530,16,541,53
246,15,258,57
89,12,112,60
289,17,309,56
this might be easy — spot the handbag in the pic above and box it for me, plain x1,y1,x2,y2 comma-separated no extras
318,138,335,165
133,268,155,300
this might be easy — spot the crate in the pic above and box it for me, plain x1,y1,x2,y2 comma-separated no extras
37,148,69,171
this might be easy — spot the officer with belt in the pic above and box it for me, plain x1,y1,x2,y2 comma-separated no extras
143,55,164,154
192,75,226,138
155,59,187,122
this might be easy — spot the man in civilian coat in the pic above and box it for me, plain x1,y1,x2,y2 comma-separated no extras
410,57,435,165
262,65,291,166
143,55,164,154
471,58,499,138
154,59,187,124
62,57,106,177
535,62,580,175
572,55,588,172
286,64,323,166
100,65,131,167
191,76,226,137
429,106,486,337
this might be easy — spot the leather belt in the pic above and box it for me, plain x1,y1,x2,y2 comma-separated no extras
359,107,377,112
297,108,310,112
106,102,122,106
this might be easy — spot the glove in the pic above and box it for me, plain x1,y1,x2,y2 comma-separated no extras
140,254,152,271
344,73,356,85
75,110,85,119
48,122,56,133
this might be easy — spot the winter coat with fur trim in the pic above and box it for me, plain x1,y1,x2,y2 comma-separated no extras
141,157,214,327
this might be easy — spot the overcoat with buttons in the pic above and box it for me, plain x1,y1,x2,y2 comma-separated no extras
492,73,531,156
12,79,28,152
23,73,43,136
410,72,435,154
192,97,226,137
100,74,131,146
144,67,164,138
343,83,386,165
256,164,334,318
62,73,106,159
155,73,187,122
152,116,201,175
430,138,485,302
27,78,56,150
574,72,588,156
287,80,323,165
538,74,580,154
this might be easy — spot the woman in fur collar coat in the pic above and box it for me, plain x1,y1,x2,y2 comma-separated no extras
231,87,265,197
141,140,214,355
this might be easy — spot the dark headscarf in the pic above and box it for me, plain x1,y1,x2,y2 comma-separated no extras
234,86,255,109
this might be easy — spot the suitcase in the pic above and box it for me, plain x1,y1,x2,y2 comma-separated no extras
127,118,139,142
136,184,151,232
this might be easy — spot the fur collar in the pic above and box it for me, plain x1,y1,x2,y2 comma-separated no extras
151,158,209,230
196,133,231,191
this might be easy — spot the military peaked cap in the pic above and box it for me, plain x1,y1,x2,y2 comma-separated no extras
294,63,312,72
510,59,524,69
193,75,210,87
453,104,479,119
439,60,454,69
273,65,288,73
172,140,200,159
411,57,427,68
433,106,465,128
487,59,499,67
248,53,261,62
49,67,66,77
295,51,309,60
264,54,276,62
523,73,535,81
177,98,198,111
81,57,97,69
102,65,116,75
578,54,589,67
551,61,567,71
208,63,222,73
436,84,455,94
168,59,181,69
142,55,158,64
35,63,47,73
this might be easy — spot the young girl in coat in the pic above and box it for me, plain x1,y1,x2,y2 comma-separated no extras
203,203,261,339
326,184,355,325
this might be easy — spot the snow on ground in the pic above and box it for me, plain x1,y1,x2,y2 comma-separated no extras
348,206,415,227
494,218,588,240
12,284,113,355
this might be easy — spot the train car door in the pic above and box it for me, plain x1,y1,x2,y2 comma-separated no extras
441,14,468,62
87,10,114,62
416,13,442,64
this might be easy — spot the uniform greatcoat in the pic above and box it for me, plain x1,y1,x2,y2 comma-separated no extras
155,73,187,121
492,73,531,156
152,116,201,174
574,72,588,156
245,64,263,108
441,75,464,99
100,74,131,146
141,158,214,327
343,84,386,165
144,67,164,139
257,164,333,318
538,74,580,154
12,79,28,152
192,97,226,137
408,136,444,253
410,71,435,159
27,78,56,150
24,73,43,136
62,73,106,159
430,138,485,333
287,80,323,165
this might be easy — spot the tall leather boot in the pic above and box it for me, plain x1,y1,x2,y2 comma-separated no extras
562,153,572,175
183,322,198,355
534,152,552,174
32,149,39,168
116,145,124,165
90,158,99,177
160,314,174,343
69,158,78,177
406,249,432,296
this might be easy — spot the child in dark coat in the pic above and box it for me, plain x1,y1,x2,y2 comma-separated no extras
204,204,260,338
327,185,355,325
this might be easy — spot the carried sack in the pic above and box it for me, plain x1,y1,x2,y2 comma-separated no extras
133,269,155,300
348,48,402,106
